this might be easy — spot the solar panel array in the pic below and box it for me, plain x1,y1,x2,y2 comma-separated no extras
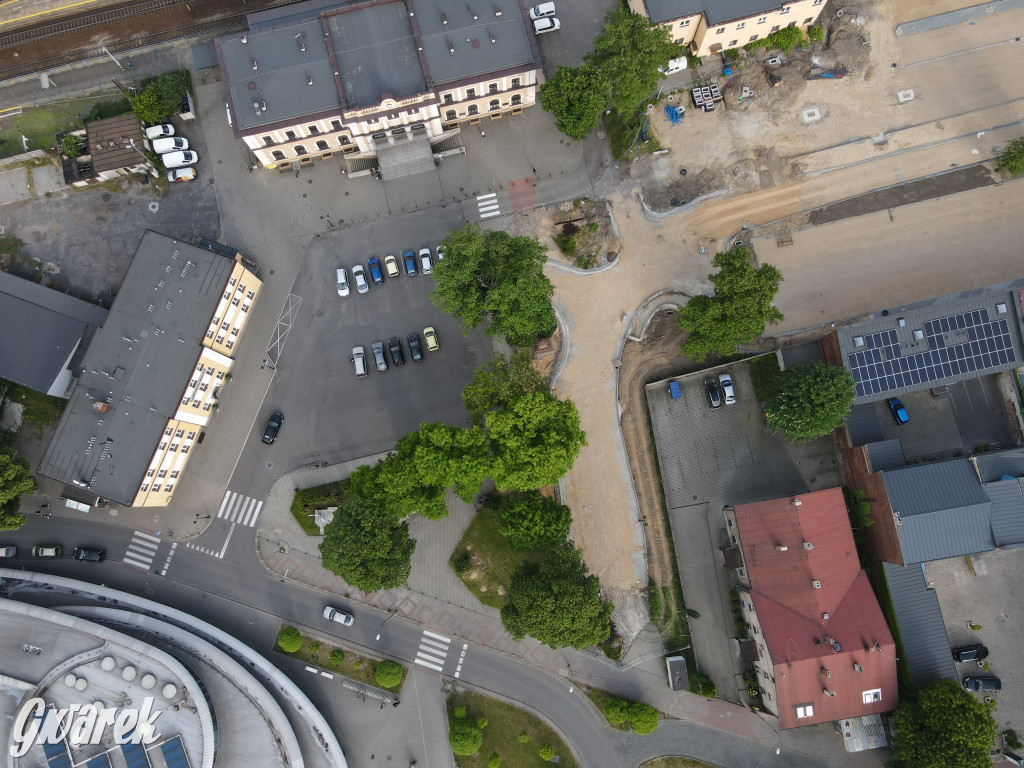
87,754,112,768
848,309,1017,398
160,736,192,768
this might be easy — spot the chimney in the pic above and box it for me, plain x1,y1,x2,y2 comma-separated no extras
803,541,814,550
822,612,829,621
811,580,821,589
442,12,448,23
775,545,788,552
241,35,248,44
251,59,258,71
854,663,863,672
494,7,502,15
793,499,802,506
260,99,267,111
298,39,306,51
820,667,831,677
823,689,836,698
307,73,314,86
448,39,455,54
490,33,496,43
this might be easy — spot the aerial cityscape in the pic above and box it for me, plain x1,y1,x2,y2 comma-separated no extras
0,0,1021,765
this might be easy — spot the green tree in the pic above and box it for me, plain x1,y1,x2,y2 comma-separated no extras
677,248,783,361
602,698,629,724
449,720,484,755
375,659,403,688
319,496,416,591
276,626,302,653
496,491,572,550
129,86,169,125
500,544,612,649
539,743,555,760
487,391,587,492
539,65,609,140
627,702,659,735
59,135,82,158
462,349,548,425
689,671,716,697
807,25,825,41
996,136,1024,176
454,705,467,719
329,649,345,666
586,8,681,112
890,678,997,768
476,717,489,729
152,68,191,113
0,446,34,532
763,26,805,53
488,753,501,768
764,361,855,441
432,224,556,347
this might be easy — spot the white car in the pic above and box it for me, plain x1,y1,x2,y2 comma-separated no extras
436,245,445,262
528,1,555,19
323,606,354,626
336,267,349,297
145,124,174,139
352,264,369,294
161,150,199,169
166,167,196,183
719,373,736,405
419,248,432,274
152,136,189,154
533,16,560,34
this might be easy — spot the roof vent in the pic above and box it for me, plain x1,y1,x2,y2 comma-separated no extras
913,329,924,340
241,35,248,44
802,541,814,550
253,102,261,115
442,12,448,23
853,336,865,347
822,612,829,621
823,689,836,698
251,59,258,71
495,7,502,15
260,99,267,111
490,32,496,43
811,580,821,589
997,303,1008,314
854,663,863,672
793,499,802,506
775,545,788,552
306,73,314,86
448,39,455,54
298,39,306,52
820,667,831,677
898,317,906,327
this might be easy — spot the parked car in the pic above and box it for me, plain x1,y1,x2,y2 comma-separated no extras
388,337,405,366
261,411,284,444
953,644,989,662
718,373,736,405
152,137,189,154
32,545,61,558
528,1,555,19
144,124,174,139
166,168,196,183
323,606,355,626
72,547,105,562
161,150,199,169
336,267,349,297
423,326,439,352
532,16,560,34
372,341,388,372
384,254,400,278
403,250,418,276
659,56,688,75
408,332,423,361
368,257,384,285
963,676,1001,692
0,545,16,558
419,248,433,274
704,379,722,408
351,346,367,377
352,264,369,294
888,397,909,425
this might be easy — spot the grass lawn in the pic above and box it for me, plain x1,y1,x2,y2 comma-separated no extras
450,506,545,610
0,98,118,158
641,758,717,768
277,631,408,692
748,353,781,404
584,687,629,731
602,106,663,161
1,379,67,434
290,479,350,535
447,690,579,768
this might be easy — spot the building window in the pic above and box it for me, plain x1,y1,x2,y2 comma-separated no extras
489,99,500,111
511,94,522,106
157,469,167,478
187,431,196,439
285,130,296,140
407,108,418,115
780,5,790,12
199,383,208,392
316,140,329,151
466,87,476,98
861,689,882,704
468,104,478,115
229,278,236,286
192,398,201,406
511,77,521,87
147,469,156,477
338,136,350,146
164,483,174,493
215,336,224,344
795,704,814,719
804,17,813,23
736,22,745,29
678,19,689,27
226,340,234,349
444,93,454,103
221,322,229,330
295,145,308,156
729,39,738,46
446,109,457,121
241,305,249,313
272,150,285,161
246,290,254,299
749,35,759,41
489,83,498,93
140,484,149,493
770,25,780,31
331,119,342,130
308,124,319,134
813,0,823,4
175,429,183,438
758,15,767,23
170,470,180,479
787,21,796,26
716,27,725,34
181,445,190,454
203,403,212,411
165,427,173,436
158,442,167,450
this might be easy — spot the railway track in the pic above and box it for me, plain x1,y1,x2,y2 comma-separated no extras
0,0,189,48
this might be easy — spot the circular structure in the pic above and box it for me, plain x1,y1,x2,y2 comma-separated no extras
94,700,105,711
122,665,137,681
74,678,88,691
141,673,156,690
148,202,159,213
101,656,116,671
162,683,177,699
64,674,78,687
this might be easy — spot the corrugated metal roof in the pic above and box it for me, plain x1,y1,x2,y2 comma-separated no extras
837,713,888,752
846,403,884,447
974,447,1024,483
897,504,994,563
642,0,790,26
984,478,1024,547
881,562,957,687
865,440,905,472
882,459,987,517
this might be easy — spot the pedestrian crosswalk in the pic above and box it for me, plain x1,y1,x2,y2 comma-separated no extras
217,491,263,527
476,192,501,219
123,531,160,572
414,630,452,673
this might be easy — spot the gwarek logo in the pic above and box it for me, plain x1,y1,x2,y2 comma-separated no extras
10,697,163,757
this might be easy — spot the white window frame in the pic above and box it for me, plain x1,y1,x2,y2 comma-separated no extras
862,689,882,704
795,704,814,719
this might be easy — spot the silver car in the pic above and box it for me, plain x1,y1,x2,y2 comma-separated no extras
532,16,560,34
323,606,354,626
719,373,736,405
352,264,369,294
419,248,432,274
336,267,349,297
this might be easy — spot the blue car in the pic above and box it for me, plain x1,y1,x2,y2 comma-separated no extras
888,398,908,425
368,257,384,285
403,250,418,276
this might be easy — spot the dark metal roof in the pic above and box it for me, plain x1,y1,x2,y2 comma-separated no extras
881,562,958,687
897,503,993,563
973,447,1024,483
0,272,108,394
846,402,884,447
85,114,145,174
983,477,1024,548
865,439,906,472
641,0,790,26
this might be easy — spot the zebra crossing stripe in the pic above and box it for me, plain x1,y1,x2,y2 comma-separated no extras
454,643,468,679
477,193,501,219
124,531,160,571
217,491,264,527
414,630,452,672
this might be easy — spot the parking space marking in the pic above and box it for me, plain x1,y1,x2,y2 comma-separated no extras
477,193,501,219
123,531,161,572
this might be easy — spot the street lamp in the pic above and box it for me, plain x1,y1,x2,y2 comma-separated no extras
101,47,125,71
375,611,397,641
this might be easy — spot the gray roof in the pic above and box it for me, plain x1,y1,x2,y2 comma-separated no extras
328,3,427,108
0,272,108,394
846,402,883,447
865,439,906,472
412,0,535,85
836,282,1024,405
881,562,957,687
973,446,1024,483
38,232,234,505
983,477,1024,548
219,19,341,132
642,0,789,26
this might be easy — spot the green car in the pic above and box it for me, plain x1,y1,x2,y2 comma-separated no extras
32,545,62,558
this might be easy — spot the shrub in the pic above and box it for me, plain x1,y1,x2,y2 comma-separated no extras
539,743,555,760
488,753,501,768
276,626,302,653
627,702,659,735
603,698,629,724
375,659,403,689
687,53,702,69
808,25,824,41
84,97,132,122
476,717,489,729
449,721,483,755
562,221,580,236
762,26,804,53
59,135,82,158
454,705,467,719
1005,729,1023,751
997,136,1024,176
723,48,741,62
329,649,345,666
744,670,763,705
689,671,717,698
519,731,530,743
576,253,597,269
588,221,599,231
353,660,362,669
685,608,701,620
308,641,320,655
554,233,577,255
648,579,661,622
453,551,471,574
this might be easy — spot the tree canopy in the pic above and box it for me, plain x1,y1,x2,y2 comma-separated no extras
319,496,416,591
890,679,997,768
586,8,680,113
496,491,572,550
996,136,1024,176
276,626,302,653
449,720,484,756
677,247,783,361
539,65,609,140
500,544,612,649
374,659,403,689
0,446,34,532
627,702,659,735
764,361,855,441
462,348,548,425
432,224,556,347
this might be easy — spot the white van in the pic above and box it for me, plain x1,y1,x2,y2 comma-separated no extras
161,150,199,169
145,124,174,139
659,57,688,75
351,346,367,377
529,2,555,19
152,137,189,153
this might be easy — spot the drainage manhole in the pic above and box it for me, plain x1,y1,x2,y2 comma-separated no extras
147,202,159,213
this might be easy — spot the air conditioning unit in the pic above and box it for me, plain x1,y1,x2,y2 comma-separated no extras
811,580,821,589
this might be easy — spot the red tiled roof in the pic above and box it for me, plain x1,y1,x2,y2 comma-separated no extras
735,488,897,729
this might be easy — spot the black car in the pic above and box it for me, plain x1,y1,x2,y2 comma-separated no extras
953,644,990,662
262,411,284,444
704,379,722,408
408,333,423,361
72,547,105,562
388,337,405,366
963,676,1001,692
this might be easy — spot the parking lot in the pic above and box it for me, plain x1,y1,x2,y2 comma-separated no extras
232,207,493,479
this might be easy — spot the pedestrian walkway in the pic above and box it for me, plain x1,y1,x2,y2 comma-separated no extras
476,192,501,219
122,531,160,572
217,490,263,527
414,629,452,673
